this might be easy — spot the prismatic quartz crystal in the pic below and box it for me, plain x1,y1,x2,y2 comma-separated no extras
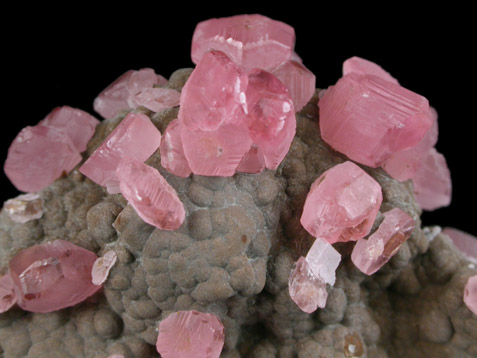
3,193,43,223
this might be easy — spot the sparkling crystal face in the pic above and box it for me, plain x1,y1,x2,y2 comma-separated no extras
19,257,64,299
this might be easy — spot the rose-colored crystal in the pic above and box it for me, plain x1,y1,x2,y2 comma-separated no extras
39,106,100,152
0,273,17,313
4,125,82,192
8,240,100,313
412,148,452,211
92,250,117,285
179,50,248,131
342,56,399,84
300,161,383,244
442,227,477,263
236,144,265,174
464,276,477,316
246,69,296,169
270,60,316,112
3,193,43,224
79,112,161,193
306,237,341,285
116,158,185,230
191,14,295,72
351,208,415,275
160,119,191,178
319,73,432,168
133,88,181,113
156,310,225,358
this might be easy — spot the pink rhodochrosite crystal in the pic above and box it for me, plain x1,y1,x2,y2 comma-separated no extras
342,56,399,84
0,273,17,313
270,60,316,112
442,227,477,263
133,88,181,113
3,193,43,224
300,161,383,244
412,148,452,211
4,125,81,192
160,119,191,178
39,106,100,152
319,73,432,168
156,310,225,358
179,50,248,131
116,159,185,230
91,250,117,285
464,276,477,316
191,14,295,72
79,112,161,193
306,237,341,285
236,145,265,174
351,208,415,275
8,240,100,313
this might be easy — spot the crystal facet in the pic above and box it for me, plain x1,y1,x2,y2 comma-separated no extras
236,144,265,174
156,310,225,358
3,193,43,223
159,119,191,178
442,227,477,263
343,56,399,84
92,250,117,285
133,88,181,113
306,237,341,285
464,276,477,316
0,273,16,313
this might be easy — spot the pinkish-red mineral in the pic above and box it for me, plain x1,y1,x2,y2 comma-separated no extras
132,87,181,113
464,275,477,316
3,193,43,224
91,250,117,285
236,144,265,174
442,227,477,263
343,56,399,84
0,273,16,313
160,119,192,178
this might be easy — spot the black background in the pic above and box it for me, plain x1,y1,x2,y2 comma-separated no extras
1,6,474,234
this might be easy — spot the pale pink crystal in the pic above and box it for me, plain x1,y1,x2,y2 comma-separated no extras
79,112,161,193
288,257,328,313
464,276,477,316
179,50,248,131
191,14,295,72
156,310,225,358
442,227,477,263
270,60,316,112
106,355,124,358
3,193,43,224
300,161,383,244
342,56,399,84
236,145,265,174
306,237,341,285
351,208,415,275
319,73,432,168
4,125,81,192
39,106,100,152
159,119,191,178
8,240,100,313
0,273,17,313
412,148,452,211
133,88,181,113
116,158,185,230
92,250,117,285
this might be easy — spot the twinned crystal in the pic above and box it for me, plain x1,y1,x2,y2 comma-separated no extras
3,193,43,224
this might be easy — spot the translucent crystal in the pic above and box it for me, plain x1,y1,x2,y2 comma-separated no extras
91,250,117,285
3,193,43,224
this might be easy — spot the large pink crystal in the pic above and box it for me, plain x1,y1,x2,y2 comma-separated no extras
300,161,383,244
342,56,399,84
91,250,117,285
442,227,477,263
133,88,181,113
351,208,415,275
160,119,191,178
116,158,185,230
464,276,477,316
3,193,43,224
4,125,82,192
79,112,161,193
156,310,225,358
319,73,432,168
0,273,16,313
8,240,100,313
191,14,295,72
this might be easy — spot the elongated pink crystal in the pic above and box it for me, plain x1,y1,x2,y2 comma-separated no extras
156,310,225,358
191,14,295,72
442,227,477,263
160,119,191,178
300,161,383,244
3,193,43,224
4,125,82,192
351,208,415,275
8,240,100,313
79,112,161,193
464,276,477,316
116,159,185,230
92,250,117,285
319,73,432,168
0,273,16,313
343,56,399,84
133,88,181,113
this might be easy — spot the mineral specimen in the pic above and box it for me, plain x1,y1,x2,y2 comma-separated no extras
464,276,477,315
159,119,192,178
132,87,181,113
343,56,399,84
443,227,477,262
3,193,43,224
91,250,118,285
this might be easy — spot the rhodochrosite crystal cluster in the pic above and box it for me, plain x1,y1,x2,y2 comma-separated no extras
1,13,476,358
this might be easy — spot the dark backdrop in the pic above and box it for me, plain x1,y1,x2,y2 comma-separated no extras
1,7,474,234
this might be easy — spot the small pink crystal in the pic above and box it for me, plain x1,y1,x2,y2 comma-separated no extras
271,60,316,112
39,106,100,152
106,355,124,358
4,125,81,192
191,14,295,72
156,310,225,358
236,144,265,174
306,237,341,285
79,112,161,193
116,158,185,230
412,148,452,211
159,119,191,178
319,73,432,168
179,50,248,131
8,240,100,313
92,250,117,285
464,276,477,316
442,227,477,263
342,56,399,84
133,88,181,113
3,193,43,224
0,273,17,313
351,208,415,275
300,161,383,244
